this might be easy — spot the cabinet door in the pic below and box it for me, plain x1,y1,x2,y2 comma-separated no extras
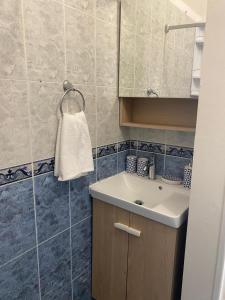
92,199,129,300
127,213,178,300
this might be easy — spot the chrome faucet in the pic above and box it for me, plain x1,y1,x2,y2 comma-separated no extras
149,155,156,180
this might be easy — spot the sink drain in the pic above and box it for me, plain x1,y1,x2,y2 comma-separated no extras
134,200,144,206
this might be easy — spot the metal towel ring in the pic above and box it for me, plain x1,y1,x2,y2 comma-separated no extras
60,80,86,115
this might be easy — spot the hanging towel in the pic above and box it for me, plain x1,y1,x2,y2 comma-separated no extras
54,111,94,181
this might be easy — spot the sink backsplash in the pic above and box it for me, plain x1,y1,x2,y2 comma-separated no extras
93,139,193,182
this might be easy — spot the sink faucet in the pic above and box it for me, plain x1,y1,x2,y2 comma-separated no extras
149,155,156,180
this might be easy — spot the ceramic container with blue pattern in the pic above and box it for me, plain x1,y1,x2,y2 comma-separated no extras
183,164,192,189
137,157,149,177
126,155,137,173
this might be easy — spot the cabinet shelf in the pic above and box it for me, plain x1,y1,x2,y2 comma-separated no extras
120,122,195,132
120,97,198,132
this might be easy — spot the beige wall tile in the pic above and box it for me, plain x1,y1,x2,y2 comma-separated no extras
65,0,95,15
96,87,118,114
0,80,31,169
96,0,118,25
97,111,118,146
0,0,26,79
96,20,118,87
29,81,62,161
66,7,95,85
86,113,97,147
96,87,129,146
68,84,96,115
24,0,65,82
97,111,129,146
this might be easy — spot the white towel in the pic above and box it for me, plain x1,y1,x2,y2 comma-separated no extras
54,111,94,181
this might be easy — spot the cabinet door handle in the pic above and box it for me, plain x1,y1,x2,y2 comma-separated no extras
114,223,141,237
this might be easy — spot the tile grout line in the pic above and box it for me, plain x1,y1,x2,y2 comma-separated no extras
62,3,74,294
38,226,70,247
20,1,42,299
62,0,67,80
68,180,74,299
0,246,37,270
94,0,98,183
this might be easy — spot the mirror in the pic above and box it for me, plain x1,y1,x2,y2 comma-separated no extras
119,0,207,98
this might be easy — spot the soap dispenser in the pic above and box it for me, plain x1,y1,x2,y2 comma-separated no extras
183,163,192,189
149,155,156,180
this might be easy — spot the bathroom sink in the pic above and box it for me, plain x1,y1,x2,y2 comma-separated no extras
90,172,190,228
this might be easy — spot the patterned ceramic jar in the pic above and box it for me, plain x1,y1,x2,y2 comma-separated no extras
126,155,137,173
183,164,192,189
137,157,149,177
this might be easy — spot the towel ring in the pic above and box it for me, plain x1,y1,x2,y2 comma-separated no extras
60,80,86,115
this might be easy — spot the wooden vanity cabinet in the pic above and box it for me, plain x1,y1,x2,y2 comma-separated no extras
92,199,186,300
92,199,129,300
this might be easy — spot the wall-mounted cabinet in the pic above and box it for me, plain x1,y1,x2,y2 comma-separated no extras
119,0,199,99
120,97,198,132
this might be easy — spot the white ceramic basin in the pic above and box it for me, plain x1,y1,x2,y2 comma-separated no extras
90,172,190,228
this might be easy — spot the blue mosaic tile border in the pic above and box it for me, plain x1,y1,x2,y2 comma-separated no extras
138,141,165,154
130,140,138,150
97,143,117,158
0,163,32,186
0,141,194,186
33,158,55,176
118,140,130,152
166,145,193,159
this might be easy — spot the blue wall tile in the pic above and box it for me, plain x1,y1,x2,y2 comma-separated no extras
0,179,36,265
73,269,92,300
38,229,71,297
118,150,129,173
71,217,92,280
97,154,117,181
0,249,39,299
70,176,92,226
155,154,165,176
165,156,191,179
42,281,72,300
129,149,137,156
87,159,97,185
34,173,70,243
136,150,154,161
